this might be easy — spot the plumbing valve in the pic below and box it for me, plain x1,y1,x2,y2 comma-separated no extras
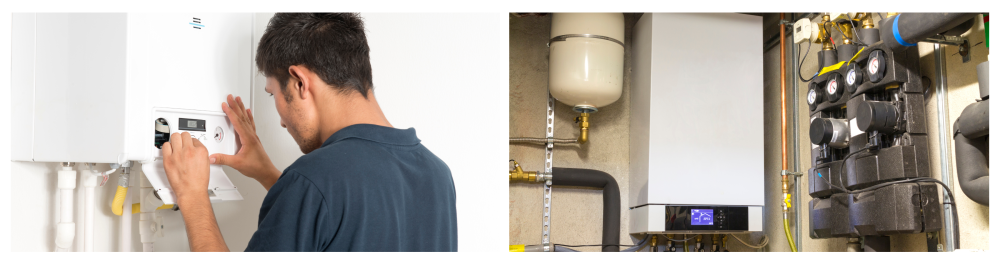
508,160,549,183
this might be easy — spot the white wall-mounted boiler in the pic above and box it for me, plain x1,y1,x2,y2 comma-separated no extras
11,13,253,204
629,13,765,234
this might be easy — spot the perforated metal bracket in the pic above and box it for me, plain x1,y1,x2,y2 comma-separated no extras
781,170,804,177
541,94,555,251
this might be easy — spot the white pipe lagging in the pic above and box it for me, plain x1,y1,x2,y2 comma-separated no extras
55,165,77,252
139,172,155,252
81,165,98,252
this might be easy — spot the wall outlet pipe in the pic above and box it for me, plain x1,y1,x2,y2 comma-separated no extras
55,163,77,252
881,13,979,52
81,165,98,252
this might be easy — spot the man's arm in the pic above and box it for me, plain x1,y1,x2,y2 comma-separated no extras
177,189,229,252
163,132,230,252
212,95,281,190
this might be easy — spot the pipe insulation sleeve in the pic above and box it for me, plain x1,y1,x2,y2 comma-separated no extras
954,103,989,206
550,167,620,252
56,168,77,251
883,13,979,51
959,100,989,139
81,167,98,252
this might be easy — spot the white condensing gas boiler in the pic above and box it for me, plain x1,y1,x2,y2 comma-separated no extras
11,13,252,204
629,13,765,234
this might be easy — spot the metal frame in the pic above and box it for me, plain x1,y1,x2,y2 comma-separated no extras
541,94,555,252
932,43,956,252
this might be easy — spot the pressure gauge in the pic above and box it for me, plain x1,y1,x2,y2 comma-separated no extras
868,50,887,83
214,126,225,142
825,72,845,103
807,82,824,111
845,63,862,94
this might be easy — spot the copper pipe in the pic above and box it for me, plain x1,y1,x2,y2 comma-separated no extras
780,13,789,196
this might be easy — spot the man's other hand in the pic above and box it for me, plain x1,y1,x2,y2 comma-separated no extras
162,132,211,200
211,94,281,190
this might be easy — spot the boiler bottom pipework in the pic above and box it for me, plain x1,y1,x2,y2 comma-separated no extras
509,163,621,252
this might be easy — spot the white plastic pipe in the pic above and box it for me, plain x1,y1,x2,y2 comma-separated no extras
121,168,132,252
139,174,155,252
55,165,77,252
81,165,98,252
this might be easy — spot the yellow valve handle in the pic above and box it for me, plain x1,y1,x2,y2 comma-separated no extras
784,194,792,209
130,203,175,214
113,185,174,215
509,244,525,252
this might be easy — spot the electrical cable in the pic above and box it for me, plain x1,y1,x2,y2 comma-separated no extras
797,41,817,82
846,20,865,46
553,233,653,252
729,234,769,249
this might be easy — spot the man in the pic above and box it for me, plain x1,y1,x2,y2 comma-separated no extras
161,13,457,252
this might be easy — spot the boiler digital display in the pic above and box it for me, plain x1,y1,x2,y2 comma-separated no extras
691,209,713,225
178,118,206,132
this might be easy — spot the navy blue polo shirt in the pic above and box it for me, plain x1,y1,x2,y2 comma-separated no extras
244,124,457,252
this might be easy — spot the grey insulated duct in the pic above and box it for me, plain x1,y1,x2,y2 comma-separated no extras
551,167,621,252
881,13,979,51
953,98,989,206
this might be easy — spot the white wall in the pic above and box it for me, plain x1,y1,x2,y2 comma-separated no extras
9,12,508,252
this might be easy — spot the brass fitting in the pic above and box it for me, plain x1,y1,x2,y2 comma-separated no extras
887,12,898,17
837,22,854,44
861,13,876,29
816,15,835,50
509,159,549,183
651,235,658,252
574,113,590,144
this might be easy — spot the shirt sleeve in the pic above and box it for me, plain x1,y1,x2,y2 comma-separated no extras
245,171,333,252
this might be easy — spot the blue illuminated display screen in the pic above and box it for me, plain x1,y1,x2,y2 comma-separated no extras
691,209,714,225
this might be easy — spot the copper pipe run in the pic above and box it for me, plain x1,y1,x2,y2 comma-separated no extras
779,13,797,252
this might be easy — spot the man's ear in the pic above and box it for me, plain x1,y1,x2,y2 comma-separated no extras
287,65,312,100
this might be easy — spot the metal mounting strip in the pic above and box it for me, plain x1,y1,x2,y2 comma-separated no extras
541,94,555,252
548,34,626,48
933,43,956,252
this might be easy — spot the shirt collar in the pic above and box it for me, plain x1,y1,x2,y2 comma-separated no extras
322,124,421,147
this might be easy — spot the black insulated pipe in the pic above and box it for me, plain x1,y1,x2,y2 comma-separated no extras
881,13,979,52
953,100,989,206
551,167,621,252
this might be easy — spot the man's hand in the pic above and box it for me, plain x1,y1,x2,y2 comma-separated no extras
162,132,211,199
212,94,282,190
162,132,229,252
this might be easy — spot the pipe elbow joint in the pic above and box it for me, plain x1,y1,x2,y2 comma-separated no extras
55,222,75,249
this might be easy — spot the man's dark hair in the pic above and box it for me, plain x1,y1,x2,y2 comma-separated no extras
256,13,373,101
